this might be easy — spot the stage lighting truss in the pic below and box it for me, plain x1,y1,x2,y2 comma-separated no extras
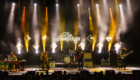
55,32,80,43
24,35,31,42
42,35,49,42
87,35,94,42
106,35,112,42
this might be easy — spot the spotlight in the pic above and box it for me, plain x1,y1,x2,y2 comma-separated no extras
33,44,40,53
24,35,31,42
56,4,59,6
119,4,122,7
106,35,112,42
50,43,57,53
16,43,23,54
87,35,94,42
77,4,80,7
34,3,37,6
97,43,103,53
12,3,15,6
96,4,99,7
114,43,121,53
79,43,85,50
42,35,49,42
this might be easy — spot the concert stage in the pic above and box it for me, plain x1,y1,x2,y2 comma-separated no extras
4,65,140,75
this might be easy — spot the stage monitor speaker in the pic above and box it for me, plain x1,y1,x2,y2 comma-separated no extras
133,70,140,74
109,53,117,66
84,53,92,59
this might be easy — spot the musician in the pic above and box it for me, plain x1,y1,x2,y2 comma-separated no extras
40,51,49,70
69,47,75,62
8,52,18,70
76,46,84,70
120,48,127,69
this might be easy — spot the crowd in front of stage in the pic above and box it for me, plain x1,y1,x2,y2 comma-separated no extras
0,70,140,80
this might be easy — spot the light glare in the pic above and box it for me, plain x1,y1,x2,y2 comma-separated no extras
34,3,37,6
96,4,99,7
77,4,80,7
12,3,15,6
97,43,103,53
56,4,59,6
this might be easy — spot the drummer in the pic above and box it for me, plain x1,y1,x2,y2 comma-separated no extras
69,47,75,62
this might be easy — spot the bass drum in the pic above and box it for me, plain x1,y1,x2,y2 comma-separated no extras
64,57,70,64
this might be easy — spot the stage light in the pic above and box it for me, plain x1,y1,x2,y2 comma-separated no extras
77,4,80,7
50,43,57,53
16,43,23,54
12,3,15,6
119,4,122,7
56,4,59,6
114,43,121,53
79,43,85,50
87,35,94,42
42,35,49,42
24,35,31,42
34,3,37,6
106,36,112,42
96,4,99,7
33,44,40,53
97,43,103,53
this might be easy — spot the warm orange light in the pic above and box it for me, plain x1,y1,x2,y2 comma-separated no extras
108,8,117,51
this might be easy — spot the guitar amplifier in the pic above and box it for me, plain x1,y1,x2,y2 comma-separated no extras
84,53,92,59
84,59,93,67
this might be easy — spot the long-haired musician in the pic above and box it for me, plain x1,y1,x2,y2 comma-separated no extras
120,48,133,69
76,46,84,70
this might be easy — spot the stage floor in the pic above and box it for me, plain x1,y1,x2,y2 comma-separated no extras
3,66,140,75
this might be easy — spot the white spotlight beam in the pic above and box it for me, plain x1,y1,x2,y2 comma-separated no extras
126,0,132,21
56,4,59,6
77,4,80,7
7,3,15,33
97,43,103,53
50,43,57,53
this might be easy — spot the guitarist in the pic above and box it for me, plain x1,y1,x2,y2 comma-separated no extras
76,46,84,70
40,51,49,70
120,48,133,69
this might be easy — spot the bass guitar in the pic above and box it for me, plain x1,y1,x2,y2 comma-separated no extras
120,51,133,59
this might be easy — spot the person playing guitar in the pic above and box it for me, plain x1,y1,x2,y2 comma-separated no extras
76,46,84,70
40,51,49,70
120,48,133,69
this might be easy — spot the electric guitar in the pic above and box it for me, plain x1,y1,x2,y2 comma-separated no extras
40,57,52,62
76,51,83,59
120,51,133,59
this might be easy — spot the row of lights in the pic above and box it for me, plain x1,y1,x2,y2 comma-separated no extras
12,2,122,7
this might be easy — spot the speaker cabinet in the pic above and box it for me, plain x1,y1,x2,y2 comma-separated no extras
84,61,93,67
84,53,92,59
109,53,117,66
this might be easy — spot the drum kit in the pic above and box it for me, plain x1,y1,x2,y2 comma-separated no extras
64,55,76,64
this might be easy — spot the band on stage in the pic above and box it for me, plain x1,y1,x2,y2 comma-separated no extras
3,46,133,71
